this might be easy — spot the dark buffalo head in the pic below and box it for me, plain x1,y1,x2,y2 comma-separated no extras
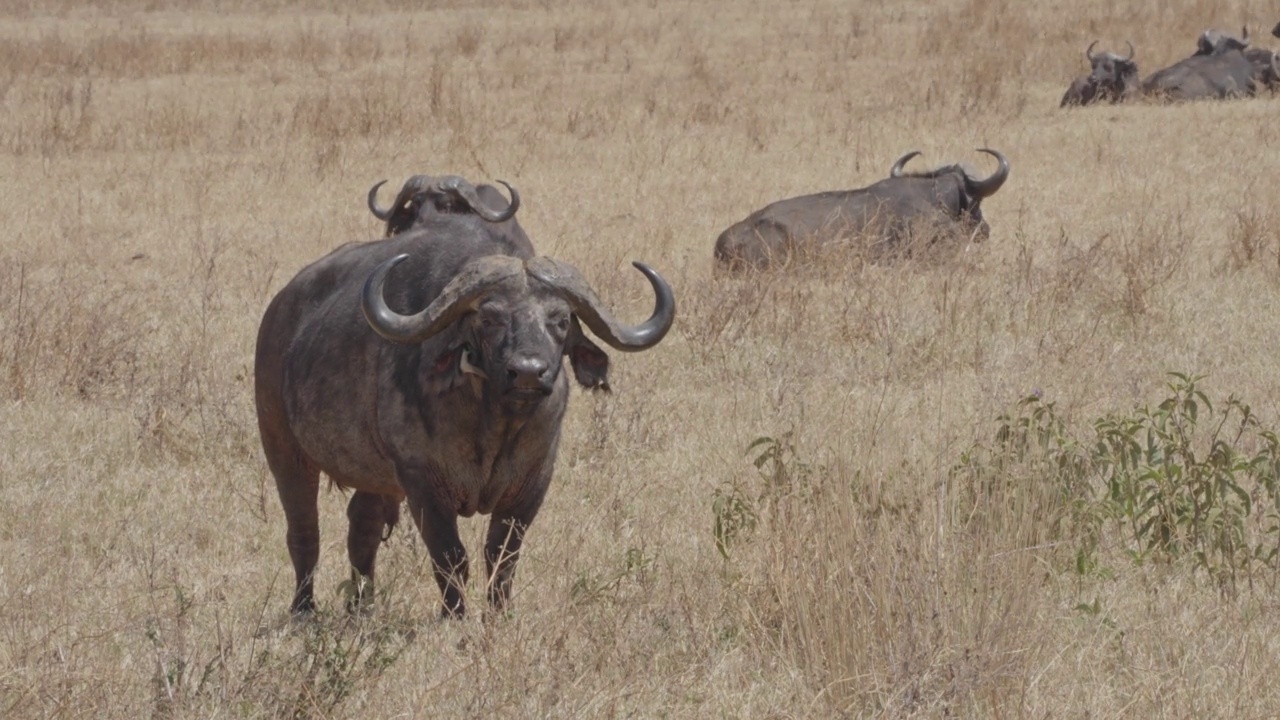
1088,41,1138,93
1062,41,1138,107
368,175,520,237
888,147,1010,239
1195,26,1250,56
362,255,673,409
1273,21,1280,39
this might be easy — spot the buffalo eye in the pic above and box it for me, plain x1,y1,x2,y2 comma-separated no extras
548,311,570,334
477,305,505,330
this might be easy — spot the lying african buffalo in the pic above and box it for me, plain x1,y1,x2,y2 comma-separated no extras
367,174,520,237
255,194,676,618
1144,27,1263,100
1061,41,1139,107
1143,51,1259,100
1193,26,1280,92
713,149,1010,271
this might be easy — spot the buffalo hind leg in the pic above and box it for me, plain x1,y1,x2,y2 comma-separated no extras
345,492,401,614
404,488,469,618
269,460,321,615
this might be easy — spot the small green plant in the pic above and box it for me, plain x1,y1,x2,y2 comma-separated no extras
713,431,827,560
951,392,1100,567
712,479,758,560
987,391,1093,496
570,546,655,606
746,432,822,494
288,616,412,718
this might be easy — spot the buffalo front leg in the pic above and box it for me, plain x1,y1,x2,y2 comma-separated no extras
483,514,532,614
403,484,469,618
345,492,401,614
485,480,549,615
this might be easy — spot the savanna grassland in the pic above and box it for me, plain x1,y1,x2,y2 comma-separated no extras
6,0,1280,716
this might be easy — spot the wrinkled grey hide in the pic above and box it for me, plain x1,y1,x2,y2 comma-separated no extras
255,212,675,618
713,149,1009,271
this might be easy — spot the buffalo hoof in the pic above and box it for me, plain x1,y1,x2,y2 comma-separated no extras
289,596,317,616
439,601,466,620
339,573,375,616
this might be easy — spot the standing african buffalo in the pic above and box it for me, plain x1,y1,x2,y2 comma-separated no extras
713,149,1009,271
1061,41,1139,107
1144,26,1263,100
255,190,676,618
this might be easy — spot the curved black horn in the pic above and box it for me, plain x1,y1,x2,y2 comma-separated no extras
361,254,526,344
367,180,393,221
968,148,1009,199
890,151,922,178
526,257,675,352
491,180,520,222
446,178,520,223
1122,40,1134,61
1086,40,1099,63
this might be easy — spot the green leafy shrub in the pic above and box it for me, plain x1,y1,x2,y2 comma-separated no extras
957,372,1280,591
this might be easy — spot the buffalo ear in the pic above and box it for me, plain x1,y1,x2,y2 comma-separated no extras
386,195,424,236
566,316,611,392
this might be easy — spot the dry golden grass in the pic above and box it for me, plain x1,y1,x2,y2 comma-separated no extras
7,0,1280,716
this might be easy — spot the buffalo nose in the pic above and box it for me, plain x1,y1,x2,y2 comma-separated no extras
506,356,551,390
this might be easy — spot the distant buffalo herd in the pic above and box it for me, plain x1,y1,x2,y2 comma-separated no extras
254,19,1277,620
713,22,1280,272
1062,24,1280,106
